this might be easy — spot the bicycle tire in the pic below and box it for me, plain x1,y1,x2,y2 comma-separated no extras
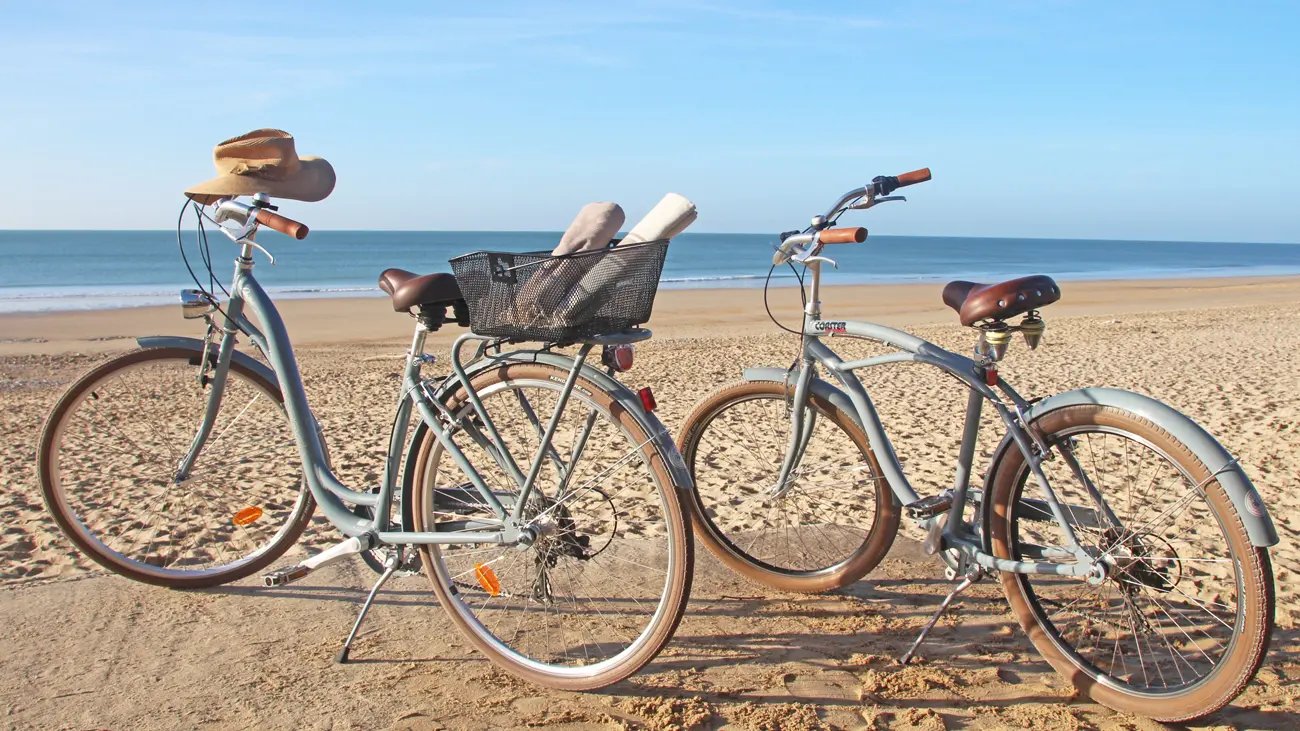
38,347,316,589
407,362,693,690
987,404,1273,722
678,380,900,593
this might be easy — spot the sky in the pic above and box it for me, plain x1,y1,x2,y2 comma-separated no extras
1,1,1297,241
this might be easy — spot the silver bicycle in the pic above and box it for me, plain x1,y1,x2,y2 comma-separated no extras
678,169,1277,721
37,195,693,689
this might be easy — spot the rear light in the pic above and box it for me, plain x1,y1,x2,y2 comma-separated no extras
602,344,634,372
638,387,657,412
985,364,999,387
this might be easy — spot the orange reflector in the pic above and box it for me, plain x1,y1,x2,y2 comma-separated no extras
232,506,263,526
474,563,501,596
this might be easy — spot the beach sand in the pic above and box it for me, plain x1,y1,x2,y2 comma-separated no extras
2,276,1299,729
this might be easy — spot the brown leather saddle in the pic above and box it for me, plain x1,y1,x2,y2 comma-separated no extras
378,269,469,327
941,275,1060,326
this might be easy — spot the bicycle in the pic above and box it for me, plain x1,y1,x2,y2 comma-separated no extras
676,169,1278,721
37,193,694,690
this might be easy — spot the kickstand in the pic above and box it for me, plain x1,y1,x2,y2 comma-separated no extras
900,571,982,665
336,554,399,664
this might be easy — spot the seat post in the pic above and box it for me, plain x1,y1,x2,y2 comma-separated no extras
405,321,431,377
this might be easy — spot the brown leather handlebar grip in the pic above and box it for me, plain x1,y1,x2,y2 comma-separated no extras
896,168,932,187
819,227,868,244
256,209,309,240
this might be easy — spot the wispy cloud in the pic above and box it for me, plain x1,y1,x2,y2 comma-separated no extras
684,2,885,29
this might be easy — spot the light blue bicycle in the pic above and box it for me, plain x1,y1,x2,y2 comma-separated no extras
38,194,694,689
679,168,1277,721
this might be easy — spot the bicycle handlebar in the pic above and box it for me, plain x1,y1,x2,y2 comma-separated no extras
818,227,867,244
782,169,929,267
211,198,310,240
819,167,932,221
255,209,310,240
896,168,931,187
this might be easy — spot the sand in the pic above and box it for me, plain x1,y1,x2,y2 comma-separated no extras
2,277,1299,729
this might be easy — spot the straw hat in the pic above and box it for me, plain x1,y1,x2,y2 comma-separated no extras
184,129,335,205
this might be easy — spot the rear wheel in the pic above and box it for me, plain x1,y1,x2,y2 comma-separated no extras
988,405,1273,722
678,380,899,593
38,348,315,588
409,363,692,690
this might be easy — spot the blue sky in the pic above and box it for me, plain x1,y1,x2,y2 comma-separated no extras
1,1,1296,241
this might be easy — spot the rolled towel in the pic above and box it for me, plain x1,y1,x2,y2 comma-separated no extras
512,202,627,329
557,193,698,327
620,193,697,245
553,202,625,255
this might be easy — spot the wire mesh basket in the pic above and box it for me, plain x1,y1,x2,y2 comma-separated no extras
448,239,670,343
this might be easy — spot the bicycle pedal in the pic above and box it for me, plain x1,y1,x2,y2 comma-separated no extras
263,564,311,587
905,493,954,520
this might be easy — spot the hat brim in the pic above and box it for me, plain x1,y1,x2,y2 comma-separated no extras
184,156,336,206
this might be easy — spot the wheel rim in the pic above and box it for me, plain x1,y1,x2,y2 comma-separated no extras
418,376,680,675
44,354,307,581
688,392,884,577
1009,425,1244,695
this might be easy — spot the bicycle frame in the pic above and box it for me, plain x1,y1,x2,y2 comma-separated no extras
173,236,603,550
771,260,1107,578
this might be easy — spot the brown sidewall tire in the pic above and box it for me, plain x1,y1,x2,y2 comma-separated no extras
988,404,1273,722
37,347,316,590
410,363,693,690
677,380,900,594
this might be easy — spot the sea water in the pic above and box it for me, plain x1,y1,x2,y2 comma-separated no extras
2,230,1300,313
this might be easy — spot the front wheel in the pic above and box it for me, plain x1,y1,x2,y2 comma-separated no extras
408,362,693,690
988,404,1273,722
677,380,900,593
37,347,315,588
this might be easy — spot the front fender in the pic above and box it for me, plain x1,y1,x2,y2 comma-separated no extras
984,387,1277,547
136,335,277,387
742,367,865,432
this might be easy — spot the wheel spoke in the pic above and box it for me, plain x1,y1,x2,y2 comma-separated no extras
1004,418,1253,697
419,371,681,677
43,354,307,583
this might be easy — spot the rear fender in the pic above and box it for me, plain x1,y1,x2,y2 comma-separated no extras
430,350,692,491
982,387,1278,548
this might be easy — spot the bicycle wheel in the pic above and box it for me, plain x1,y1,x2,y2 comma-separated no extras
987,404,1273,722
38,347,315,588
408,362,692,690
677,381,899,593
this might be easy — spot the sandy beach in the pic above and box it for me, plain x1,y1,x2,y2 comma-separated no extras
2,276,1299,729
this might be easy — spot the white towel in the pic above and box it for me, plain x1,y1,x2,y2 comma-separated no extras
621,193,697,244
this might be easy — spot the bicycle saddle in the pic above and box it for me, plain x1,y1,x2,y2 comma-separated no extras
942,275,1060,326
379,268,463,313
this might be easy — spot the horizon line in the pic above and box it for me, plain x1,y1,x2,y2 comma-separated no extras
1,229,1298,246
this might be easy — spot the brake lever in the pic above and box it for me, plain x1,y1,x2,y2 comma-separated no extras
804,255,838,269
847,195,906,210
773,240,805,266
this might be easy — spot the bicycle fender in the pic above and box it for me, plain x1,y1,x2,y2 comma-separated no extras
435,351,693,491
135,335,278,387
742,367,865,432
983,387,1277,548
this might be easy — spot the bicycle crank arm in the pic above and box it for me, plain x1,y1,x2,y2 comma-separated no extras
264,535,371,587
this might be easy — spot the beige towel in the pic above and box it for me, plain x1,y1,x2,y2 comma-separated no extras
556,193,698,327
620,193,697,245
512,202,626,329
552,202,625,255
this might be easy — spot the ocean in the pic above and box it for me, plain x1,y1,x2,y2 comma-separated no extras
3,230,1300,314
